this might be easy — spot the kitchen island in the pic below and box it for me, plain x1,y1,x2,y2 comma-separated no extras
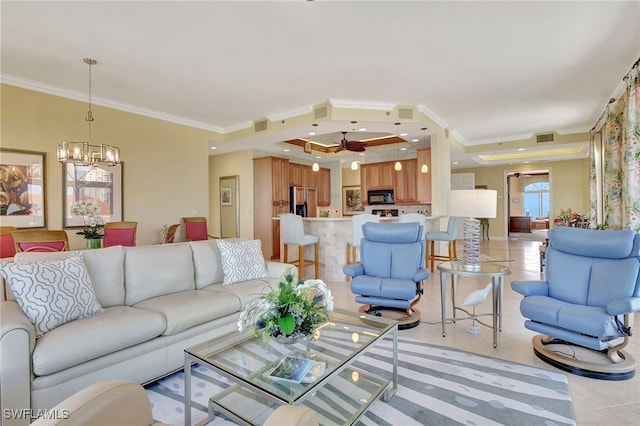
276,216,439,282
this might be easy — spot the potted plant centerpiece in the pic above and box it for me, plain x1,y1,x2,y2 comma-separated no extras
72,199,104,249
238,267,334,344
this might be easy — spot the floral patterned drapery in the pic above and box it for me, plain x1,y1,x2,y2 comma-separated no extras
591,61,640,231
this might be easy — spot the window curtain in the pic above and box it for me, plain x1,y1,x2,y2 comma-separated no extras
592,61,640,231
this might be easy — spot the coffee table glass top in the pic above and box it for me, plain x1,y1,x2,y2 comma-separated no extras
185,308,396,405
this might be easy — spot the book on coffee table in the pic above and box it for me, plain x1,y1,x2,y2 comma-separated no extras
268,356,315,383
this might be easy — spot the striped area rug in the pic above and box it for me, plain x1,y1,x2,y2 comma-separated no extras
145,336,575,425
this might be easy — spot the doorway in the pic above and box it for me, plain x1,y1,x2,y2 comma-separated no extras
219,175,239,238
506,170,550,239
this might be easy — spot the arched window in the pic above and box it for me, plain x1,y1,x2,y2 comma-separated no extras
523,182,549,218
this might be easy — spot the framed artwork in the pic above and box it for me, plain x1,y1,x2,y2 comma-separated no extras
221,186,232,206
0,148,46,228
304,142,312,154
63,162,123,228
342,185,364,216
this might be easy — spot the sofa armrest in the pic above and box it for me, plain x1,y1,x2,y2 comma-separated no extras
30,380,163,426
264,405,319,426
511,280,549,297
1,301,36,426
414,267,430,282
607,297,640,316
343,263,363,277
265,261,297,280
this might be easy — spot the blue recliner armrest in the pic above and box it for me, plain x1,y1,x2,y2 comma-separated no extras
414,268,429,282
343,263,364,277
607,296,640,316
511,280,549,297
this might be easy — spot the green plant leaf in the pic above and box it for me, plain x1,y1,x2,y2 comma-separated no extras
278,315,295,335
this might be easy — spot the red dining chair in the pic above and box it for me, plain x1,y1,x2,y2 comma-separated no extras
181,217,216,241
103,221,137,247
13,230,69,253
0,226,17,258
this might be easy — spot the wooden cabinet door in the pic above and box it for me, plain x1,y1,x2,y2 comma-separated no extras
317,168,331,206
302,166,312,188
379,162,395,189
401,159,417,203
363,164,381,189
395,162,408,202
416,148,431,203
306,188,318,217
290,163,303,187
272,158,290,205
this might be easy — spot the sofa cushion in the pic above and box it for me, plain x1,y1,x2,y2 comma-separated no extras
32,305,166,376
132,290,240,335
203,279,278,309
1,252,103,337
11,246,126,307
190,240,225,289
217,239,267,285
124,243,195,306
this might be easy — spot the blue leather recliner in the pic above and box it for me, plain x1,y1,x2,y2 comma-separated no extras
511,226,640,380
343,222,430,329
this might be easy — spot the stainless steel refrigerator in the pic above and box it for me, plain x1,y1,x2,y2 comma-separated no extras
289,186,317,217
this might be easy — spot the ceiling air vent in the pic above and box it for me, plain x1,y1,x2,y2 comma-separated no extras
536,133,554,143
254,120,268,133
314,106,328,119
398,108,413,120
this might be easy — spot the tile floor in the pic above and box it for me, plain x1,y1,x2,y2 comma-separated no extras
325,237,640,426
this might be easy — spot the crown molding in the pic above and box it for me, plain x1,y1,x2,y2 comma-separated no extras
1,73,226,134
266,105,313,122
328,98,398,111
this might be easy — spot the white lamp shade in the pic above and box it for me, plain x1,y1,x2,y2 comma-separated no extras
312,162,320,172
351,160,358,170
447,189,497,218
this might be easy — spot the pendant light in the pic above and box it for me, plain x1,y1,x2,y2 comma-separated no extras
312,162,320,172
57,58,120,167
420,127,429,173
394,122,402,171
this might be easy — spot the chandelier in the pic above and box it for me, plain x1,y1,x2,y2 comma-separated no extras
57,58,120,166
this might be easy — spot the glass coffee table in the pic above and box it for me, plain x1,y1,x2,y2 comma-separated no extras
184,308,398,426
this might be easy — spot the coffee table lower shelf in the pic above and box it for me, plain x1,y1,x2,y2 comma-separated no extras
207,367,389,426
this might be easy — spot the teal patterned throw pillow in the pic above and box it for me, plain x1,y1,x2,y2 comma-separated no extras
1,252,103,337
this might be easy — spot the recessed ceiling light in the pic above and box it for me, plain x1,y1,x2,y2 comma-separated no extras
517,148,526,151
358,127,367,132
283,149,290,152
400,147,407,151
411,139,419,142
210,146,216,150
453,161,459,165
308,131,316,136
400,132,408,137
316,156,322,159
359,153,365,156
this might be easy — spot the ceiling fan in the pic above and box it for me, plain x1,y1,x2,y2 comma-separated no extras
334,131,366,153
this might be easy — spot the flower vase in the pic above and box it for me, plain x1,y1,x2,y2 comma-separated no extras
275,334,302,345
86,239,102,249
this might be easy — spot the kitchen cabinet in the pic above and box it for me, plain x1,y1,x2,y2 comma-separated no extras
416,148,431,203
361,162,396,202
317,168,331,206
395,159,417,203
290,163,304,187
253,156,290,260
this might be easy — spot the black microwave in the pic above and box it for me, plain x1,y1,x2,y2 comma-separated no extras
368,189,394,205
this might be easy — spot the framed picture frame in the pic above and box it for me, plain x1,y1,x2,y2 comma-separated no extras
342,185,364,216
0,148,46,228
221,186,232,206
63,163,123,228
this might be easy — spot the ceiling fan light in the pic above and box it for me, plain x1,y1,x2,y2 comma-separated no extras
394,161,402,171
421,164,429,173
312,162,320,172
351,160,359,170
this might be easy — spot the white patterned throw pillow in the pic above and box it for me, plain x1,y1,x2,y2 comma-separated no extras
216,239,268,285
0,252,103,337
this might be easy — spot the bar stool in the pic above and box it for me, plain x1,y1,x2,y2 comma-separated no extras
399,213,427,268
345,213,380,281
425,216,461,272
280,213,319,280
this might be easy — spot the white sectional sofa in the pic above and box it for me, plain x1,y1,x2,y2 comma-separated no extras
0,239,291,426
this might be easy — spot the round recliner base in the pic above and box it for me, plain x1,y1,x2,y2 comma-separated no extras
532,335,636,381
358,305,420,330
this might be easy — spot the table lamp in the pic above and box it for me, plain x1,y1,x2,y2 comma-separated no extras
447,189,497,270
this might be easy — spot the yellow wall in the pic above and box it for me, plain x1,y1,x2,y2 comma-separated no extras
1,84,213,249
456,158,590,237
208,150,254,239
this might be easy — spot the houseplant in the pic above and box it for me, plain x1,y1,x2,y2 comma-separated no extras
72,199,104,248
237,267,334,343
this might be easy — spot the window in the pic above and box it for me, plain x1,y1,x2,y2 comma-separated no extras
523,181,549,218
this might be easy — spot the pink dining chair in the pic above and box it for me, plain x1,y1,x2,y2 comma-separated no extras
12,230,69,253
0,226,17,258
181,217,216,241
103,221,137,247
